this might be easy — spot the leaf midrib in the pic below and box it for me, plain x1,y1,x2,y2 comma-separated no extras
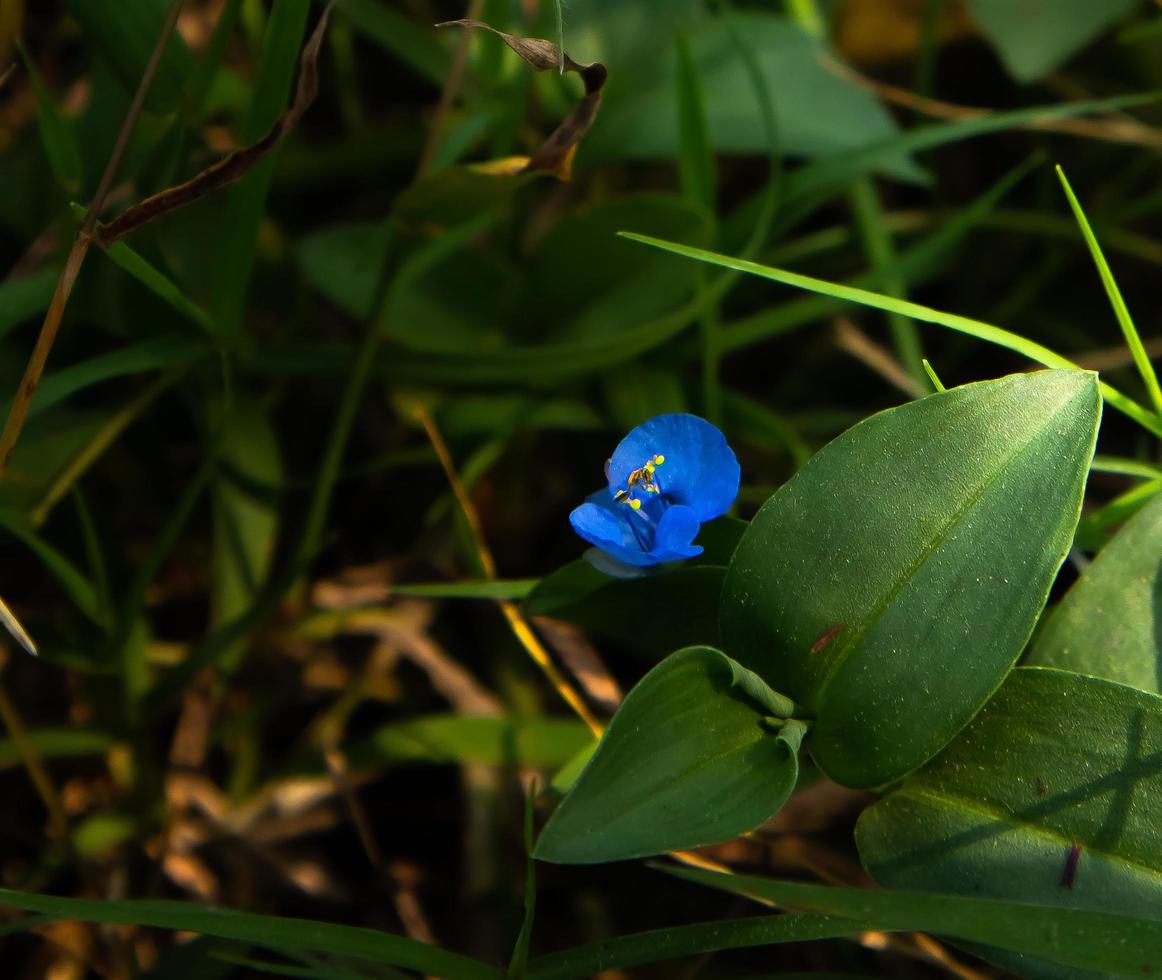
813,384,1087,710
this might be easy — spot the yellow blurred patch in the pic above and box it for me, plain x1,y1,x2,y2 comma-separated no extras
0,0,22,63
468,144,577,181
835,0,974,66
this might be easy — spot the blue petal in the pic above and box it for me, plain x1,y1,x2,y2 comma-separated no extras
608,414,739,522
647,504,703,562
569,501,632,553
583,548,654,579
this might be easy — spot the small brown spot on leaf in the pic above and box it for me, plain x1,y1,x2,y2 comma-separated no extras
811,623,844,654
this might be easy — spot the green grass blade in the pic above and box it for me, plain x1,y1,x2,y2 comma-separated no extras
849,175,923,383
210,0,312,333
619,231,1162,438
391,580,539,600
0,889,502,980
1056,164,1162,416
19,334,207,422
674,33,715,212
665,867,1162,975
527,913,876,979
784,90,1162,213
921,358,945,392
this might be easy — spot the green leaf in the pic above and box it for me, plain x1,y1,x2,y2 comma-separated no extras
89,231,216,334
720,370,1101,788
19,42,84,194
297,221,392,320
534,647,803,864
212,400,282,672
1027,493,1162,692
64,0,194,113
664,864,1162,975
344,715,594,770
588,14,922,182
0,888,501,980
856,667,1162,975
968,0,1139,82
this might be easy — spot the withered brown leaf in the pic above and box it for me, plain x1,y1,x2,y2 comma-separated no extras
438,19,607,180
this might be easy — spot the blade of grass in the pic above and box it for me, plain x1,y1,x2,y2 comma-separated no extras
1091,455,1162,479
391,580,539,600
32,365,186,527
675,31,721,423
0,510,103,624
0,888,502,979
663,866,1162,974
527,913,875,980
1056,164,1162,416
849,175,924,383
620,231,1162,438
209,0,312,333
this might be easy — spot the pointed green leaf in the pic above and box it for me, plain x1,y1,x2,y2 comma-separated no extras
721,370,1101,788
19,42,84,194
534,646,803,864
856,667,1162,976
1028,493,1162,692
968,0,1139,82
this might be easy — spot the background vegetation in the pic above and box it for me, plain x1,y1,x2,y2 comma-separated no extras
1,0,1161,976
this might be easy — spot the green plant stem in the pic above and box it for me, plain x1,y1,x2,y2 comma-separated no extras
849,176,925,383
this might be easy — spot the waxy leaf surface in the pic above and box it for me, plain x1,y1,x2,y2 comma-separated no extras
534,646,801,863
857,667,1162,976
1028,492,1162,694
721,370,1101,787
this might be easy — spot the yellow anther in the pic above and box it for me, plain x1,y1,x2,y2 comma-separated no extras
654,455,665,465
629,498,642,511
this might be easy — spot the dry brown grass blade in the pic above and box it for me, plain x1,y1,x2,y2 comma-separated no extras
438,19,607,179
833,315,928,399
823,52,1162,150
0,0,187,485
95,0,336,245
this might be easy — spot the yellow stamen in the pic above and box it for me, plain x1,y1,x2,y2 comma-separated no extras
654,454,665,465
629,498,642,510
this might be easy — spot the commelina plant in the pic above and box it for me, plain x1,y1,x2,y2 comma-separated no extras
524,349,1162,975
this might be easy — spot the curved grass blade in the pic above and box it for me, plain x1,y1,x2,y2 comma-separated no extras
1056,164,1162,416
662,865,1162,975
0,889,502,980
620,232,1162,439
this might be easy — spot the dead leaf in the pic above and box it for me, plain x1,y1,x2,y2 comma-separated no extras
93,1,336,246
438,19,607,180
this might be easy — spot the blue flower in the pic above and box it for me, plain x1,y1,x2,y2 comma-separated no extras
569,414,740,569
